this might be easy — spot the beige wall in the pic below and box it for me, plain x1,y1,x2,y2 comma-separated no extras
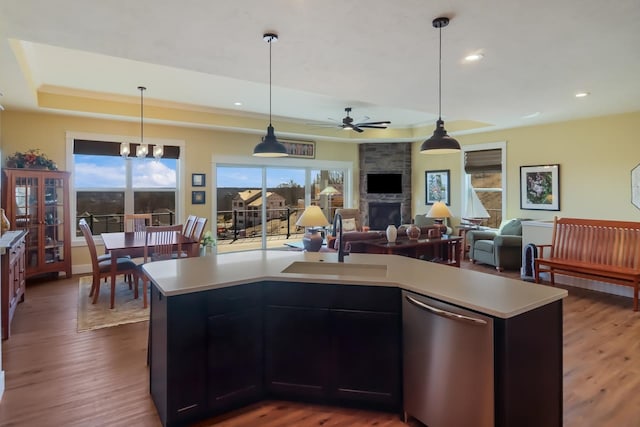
2,109,640,269
0,110,358,269
412,111,640,224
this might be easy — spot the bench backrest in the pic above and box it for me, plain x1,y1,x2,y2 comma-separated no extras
551,217,640,269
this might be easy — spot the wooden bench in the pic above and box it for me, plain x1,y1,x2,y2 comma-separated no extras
534,217,640,311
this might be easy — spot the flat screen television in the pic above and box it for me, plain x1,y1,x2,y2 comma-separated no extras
367,173,403,194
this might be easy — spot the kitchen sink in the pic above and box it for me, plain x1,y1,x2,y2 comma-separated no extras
281,261,387,277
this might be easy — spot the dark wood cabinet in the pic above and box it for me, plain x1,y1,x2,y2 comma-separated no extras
3,169,71,279
265,305,330,398
151,283,263,427
150,286,207,427
1,230,27,339
207,285,263,411
331,309,400,408
263,281,401,409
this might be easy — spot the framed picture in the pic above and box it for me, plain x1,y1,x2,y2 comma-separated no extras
281,139,315,159
192,173,205,187
425,170,450,205
520,164,560,210
192,190,206,205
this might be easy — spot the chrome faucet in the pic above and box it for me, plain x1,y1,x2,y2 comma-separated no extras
332,212,349,263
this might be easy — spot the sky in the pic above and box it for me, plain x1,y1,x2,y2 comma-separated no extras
73,156,307,189
216,167,306,188
74,155,176,188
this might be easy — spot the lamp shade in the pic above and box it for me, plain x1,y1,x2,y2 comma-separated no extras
420,119,461,154
426,201,453,218
253,125,288,157
319,185,340,196
296,205,330,228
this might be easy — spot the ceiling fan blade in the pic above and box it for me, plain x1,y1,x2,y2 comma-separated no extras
360,125,387,129
357,125,389,129
356,121,391,126
352,126,364,133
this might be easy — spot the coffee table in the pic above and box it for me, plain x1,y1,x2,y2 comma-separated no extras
361,236,462,267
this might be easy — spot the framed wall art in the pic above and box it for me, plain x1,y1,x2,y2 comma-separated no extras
281,139,315,159
520,164,560,210
192,173,206,187
192,190,206,205
425,169,450,205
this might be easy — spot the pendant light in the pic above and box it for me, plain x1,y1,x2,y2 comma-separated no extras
136,86,149,158
420,17,461,154
253,33,288,157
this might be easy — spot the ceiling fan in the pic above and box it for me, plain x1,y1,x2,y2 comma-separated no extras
324,107,391,133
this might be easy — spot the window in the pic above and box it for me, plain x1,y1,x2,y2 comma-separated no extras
214,158,351,251
461,143,506,228
68,135,184,237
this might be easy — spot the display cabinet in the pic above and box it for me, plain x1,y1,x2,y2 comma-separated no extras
2,169,72,279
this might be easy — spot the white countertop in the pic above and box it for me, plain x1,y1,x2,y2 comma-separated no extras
142,250,567,319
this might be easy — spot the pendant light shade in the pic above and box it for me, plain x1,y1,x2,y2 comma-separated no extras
420,17,461,155
253,33,288,157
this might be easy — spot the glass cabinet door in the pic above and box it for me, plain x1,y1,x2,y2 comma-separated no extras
14,175,40,269
44,176,66,265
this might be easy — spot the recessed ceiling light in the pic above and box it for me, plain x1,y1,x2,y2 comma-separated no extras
575,92,590,98
464,53,484,62
522,112,541,119
234,101,243,106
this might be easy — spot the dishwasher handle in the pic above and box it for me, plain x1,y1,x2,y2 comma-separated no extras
405,295,488,326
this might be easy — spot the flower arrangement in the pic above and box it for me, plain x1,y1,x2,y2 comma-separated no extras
6,148,58,170
201,230,215,247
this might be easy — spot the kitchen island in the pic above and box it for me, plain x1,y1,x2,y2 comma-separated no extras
144,250,567,427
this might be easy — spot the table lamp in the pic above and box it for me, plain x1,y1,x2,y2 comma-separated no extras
427,201,453,232
296,205,330,251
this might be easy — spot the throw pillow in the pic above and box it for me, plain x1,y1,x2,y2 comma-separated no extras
342,218,357,232
499,219,523,236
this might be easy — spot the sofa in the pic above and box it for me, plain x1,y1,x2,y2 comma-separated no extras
466,218,529,271
327,230,386,253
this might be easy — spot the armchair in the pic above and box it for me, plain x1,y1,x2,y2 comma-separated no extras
467,218,528,271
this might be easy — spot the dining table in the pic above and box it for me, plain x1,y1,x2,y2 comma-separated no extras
101,230,200,307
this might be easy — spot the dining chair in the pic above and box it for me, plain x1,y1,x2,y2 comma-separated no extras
190,217,208,242
139,224,183,308
183,215,197,238
124,213,153,232
79,219,139,309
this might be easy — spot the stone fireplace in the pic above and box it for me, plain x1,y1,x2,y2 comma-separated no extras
368,202,402,230
359,142,412,229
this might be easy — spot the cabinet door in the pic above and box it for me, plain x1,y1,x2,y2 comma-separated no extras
330,309,400,408
166,293,207,424
11,174,41,273
208,307,263,411
43,175,68,269
265,305,330,398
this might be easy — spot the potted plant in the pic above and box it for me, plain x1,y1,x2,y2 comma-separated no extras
6,148,58,170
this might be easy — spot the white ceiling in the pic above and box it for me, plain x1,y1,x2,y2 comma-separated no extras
1,0,639,141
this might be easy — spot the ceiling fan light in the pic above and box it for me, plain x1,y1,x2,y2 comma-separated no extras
254,125,288,157
420,119,461,154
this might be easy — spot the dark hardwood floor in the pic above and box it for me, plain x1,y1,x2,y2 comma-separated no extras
0,261,639,426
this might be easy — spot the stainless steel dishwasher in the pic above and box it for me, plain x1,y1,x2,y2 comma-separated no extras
402,290,494,427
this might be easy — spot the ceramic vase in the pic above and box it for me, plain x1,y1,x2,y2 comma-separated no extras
406,221,421,240
386,224,397,243
0,208,10,236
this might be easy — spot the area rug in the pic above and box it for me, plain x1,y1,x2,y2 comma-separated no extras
77,275,149,332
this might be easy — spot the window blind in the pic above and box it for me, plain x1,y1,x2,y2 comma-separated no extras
464,149,502,174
